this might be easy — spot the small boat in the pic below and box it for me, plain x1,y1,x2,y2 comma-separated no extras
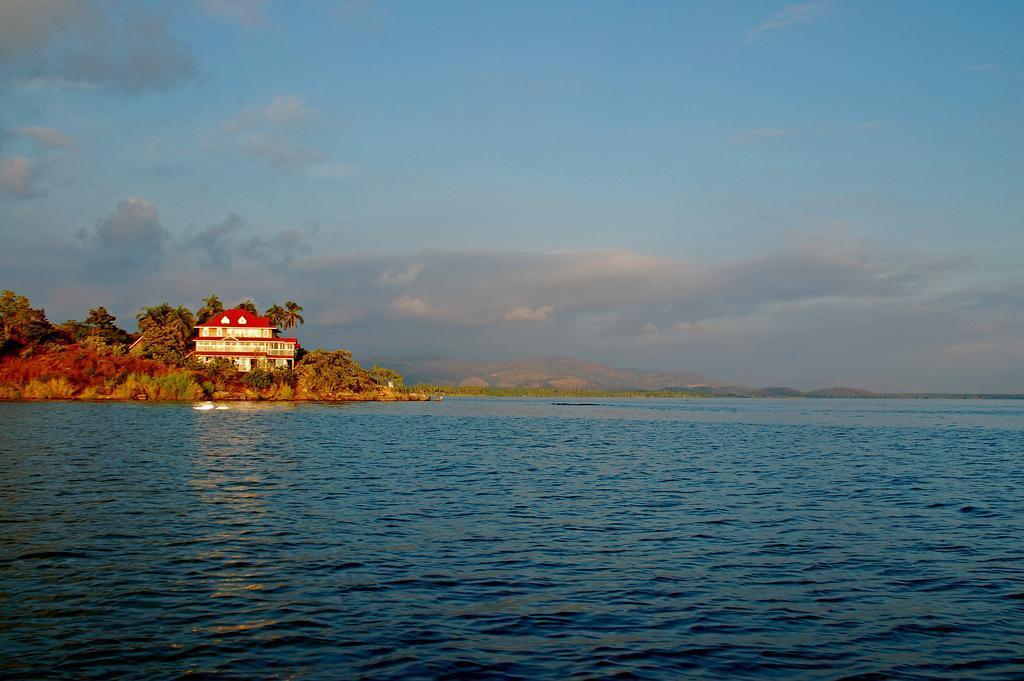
193,402,215,411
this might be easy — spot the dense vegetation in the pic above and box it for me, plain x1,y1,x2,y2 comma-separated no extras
0,290,415,401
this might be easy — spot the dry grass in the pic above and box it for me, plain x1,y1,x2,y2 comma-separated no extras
110,371,205,401
22,377,76,399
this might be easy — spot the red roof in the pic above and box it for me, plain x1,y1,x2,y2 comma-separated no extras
196,336,298,343
193,350,295,358
196,309,275,328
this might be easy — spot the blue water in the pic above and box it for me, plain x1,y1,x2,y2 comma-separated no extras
1,398,1022,679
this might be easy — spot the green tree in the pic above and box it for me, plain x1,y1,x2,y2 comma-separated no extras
282,301,304,331
197,294,224,323
58,319,89,343
264,304,286,328
369,365,404,388
135,304,196,363
295,349,372,398
0,290,57,354
85,306,131,345
243,367,275,391
235,300,258,315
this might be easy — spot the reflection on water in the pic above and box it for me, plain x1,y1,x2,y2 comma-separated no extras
1,398,1022,679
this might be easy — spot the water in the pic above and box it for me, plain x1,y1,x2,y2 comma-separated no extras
1,398,1022,679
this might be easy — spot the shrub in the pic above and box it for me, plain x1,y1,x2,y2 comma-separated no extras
370,364,404,388
295,349,376,399
111,371,204,401
23,377,75,399
270,383,294,400
243,367,275,391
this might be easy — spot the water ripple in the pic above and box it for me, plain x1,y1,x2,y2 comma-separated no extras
1,398,1022,679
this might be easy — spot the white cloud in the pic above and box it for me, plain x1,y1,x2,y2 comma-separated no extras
243,136,323,172
298,244,953,335
227,95,317,131
504,305,554,322
378,263,424,286
5,231,1020,390
390,294,435,318
262,95,316,126
748,2,826,39
215,95,349,176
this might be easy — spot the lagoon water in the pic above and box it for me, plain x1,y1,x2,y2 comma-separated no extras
1,398,1023,679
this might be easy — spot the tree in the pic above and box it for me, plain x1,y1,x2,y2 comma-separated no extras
370,365,404,388
235,300,258,315
0,290,56,354
58,319,89,343
85,306,116,331
84,306,131,345
264,304,286,328
135,303,196,362
295,349,373,398
197,294,224,324
282,301,304,331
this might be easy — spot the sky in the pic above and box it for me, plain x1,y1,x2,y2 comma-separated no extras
1,0,1022,391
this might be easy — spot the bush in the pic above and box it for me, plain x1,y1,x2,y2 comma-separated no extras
111,371,204,401
295,349,377,398
23,377,75,399
369,364,404,388
200,357,238,384
269,382,294,400
243,367,275,391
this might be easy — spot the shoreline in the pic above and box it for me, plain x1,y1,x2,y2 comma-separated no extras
0,392,432,403
4,392,1022,403
413,387,1024,400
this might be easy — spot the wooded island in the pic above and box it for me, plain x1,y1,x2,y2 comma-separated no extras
0,291,425,401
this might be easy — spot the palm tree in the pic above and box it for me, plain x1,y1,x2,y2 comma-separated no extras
235,300,258,315
135,303,195,359
197,294,224,324
282,301,304,331
137,303,174,333
264,304,286,329
171,305,197,347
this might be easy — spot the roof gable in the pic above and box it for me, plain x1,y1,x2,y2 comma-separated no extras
197,309,274,328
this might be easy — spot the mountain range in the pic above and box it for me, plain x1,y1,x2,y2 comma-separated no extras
381,355,1023,396
384,355,726,391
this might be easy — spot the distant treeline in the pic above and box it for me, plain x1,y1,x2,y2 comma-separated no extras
415,384,1023,400
415,385,705,398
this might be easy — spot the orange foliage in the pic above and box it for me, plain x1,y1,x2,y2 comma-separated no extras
0,345,172,393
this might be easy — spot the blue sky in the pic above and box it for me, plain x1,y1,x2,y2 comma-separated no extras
1,0,1022,390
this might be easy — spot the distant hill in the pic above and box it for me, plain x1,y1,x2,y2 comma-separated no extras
386,355,725,391
803,386,878,398
384,355,1023,398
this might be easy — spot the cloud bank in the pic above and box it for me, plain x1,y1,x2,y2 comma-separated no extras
0,0,196,92
4,198,1020,391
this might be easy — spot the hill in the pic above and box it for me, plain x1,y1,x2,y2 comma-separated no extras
384,355,725,390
